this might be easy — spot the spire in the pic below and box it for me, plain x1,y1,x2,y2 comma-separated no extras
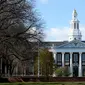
68,9,82,42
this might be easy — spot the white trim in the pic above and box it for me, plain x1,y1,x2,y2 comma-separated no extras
79,52,82,77
62,52,65,67
55,40,85,48
70,52,73,77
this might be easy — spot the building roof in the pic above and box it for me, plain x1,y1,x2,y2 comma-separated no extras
42,41,85,48
42,41,68,48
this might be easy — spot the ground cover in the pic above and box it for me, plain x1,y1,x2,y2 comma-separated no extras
0,82,85,85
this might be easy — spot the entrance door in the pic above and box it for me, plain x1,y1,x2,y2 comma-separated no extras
73,66,78,77
73,53,79,77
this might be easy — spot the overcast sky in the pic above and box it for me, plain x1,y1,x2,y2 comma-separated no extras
36,0,85,41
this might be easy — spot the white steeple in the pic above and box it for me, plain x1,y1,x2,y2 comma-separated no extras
68,9,82,41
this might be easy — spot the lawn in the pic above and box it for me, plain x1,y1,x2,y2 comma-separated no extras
0,82,85,85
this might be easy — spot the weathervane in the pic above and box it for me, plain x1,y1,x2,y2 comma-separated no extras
72,9,78,19
74,9,77,17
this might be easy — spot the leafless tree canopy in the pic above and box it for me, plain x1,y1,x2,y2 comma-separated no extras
0,0,44,75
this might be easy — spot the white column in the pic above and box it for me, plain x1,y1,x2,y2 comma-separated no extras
70,52,73,77
53,52,56,64
62,52,65,67
79,52,82,77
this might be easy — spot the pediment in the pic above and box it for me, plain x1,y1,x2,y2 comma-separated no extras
56,40,85,48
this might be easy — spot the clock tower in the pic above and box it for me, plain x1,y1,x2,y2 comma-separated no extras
68,9,82,41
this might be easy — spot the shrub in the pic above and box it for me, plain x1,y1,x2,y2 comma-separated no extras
63,66,71,76
55,66,71,77
55,67,63,77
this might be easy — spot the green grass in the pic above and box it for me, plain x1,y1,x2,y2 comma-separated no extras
0,82,85,85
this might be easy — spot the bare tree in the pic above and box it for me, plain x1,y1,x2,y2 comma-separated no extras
0,0,44,76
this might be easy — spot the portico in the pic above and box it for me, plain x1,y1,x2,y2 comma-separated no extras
52,52,83,77
50,40,85,77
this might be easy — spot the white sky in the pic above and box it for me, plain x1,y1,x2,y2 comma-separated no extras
44,25,85,41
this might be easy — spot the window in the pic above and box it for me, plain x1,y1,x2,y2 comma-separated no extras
64,53,70,66
82,53,85,61
57,53,62,61
82,53,85,65
65,53,70,61
73,53,79,64
57,53,62,66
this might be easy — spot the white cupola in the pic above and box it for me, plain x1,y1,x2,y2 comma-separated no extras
68,9,82,41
